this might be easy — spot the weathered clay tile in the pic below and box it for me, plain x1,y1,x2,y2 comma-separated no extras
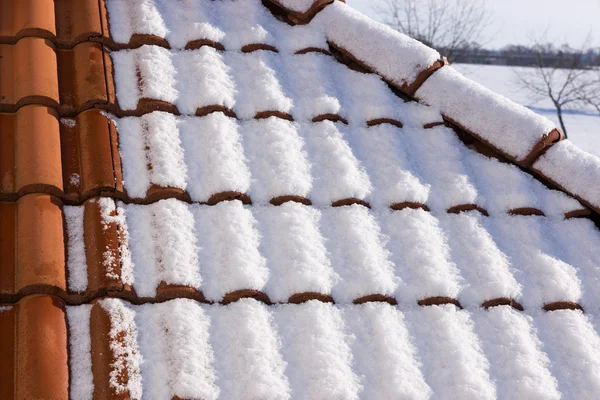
60,110,123,200
0,0,56,44
265,0,337,24
0,105,63,199
0,38,59,113
0,194,66,300
54,0,109,48
0,295,69,399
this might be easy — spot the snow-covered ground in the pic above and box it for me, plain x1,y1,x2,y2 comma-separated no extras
453,64,600,157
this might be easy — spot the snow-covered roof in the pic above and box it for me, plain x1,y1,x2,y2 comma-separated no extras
3,0,600,398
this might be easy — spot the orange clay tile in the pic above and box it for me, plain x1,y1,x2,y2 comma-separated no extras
0,38,59,112
61,110,123,200
0,295,69,399
54,0,109,48
265,0,339,24
0,194,66,300
0,105,63,200
0,0,56,44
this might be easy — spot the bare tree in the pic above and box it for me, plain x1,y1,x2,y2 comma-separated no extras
375,0,492,63
514,38,600,137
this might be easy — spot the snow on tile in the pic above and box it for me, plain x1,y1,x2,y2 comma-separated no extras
179,113,251,201
64,205,87,293
280,53,341,121
115,117,151,198
274,301,361,400
270,23,329,54
98,198,133,283
254,203,336,302
105,0,168,44
321,205,397,302
135,300,219,400
536,185,586,218
440,212,521,307
314,1,441,90
241,118,312,203
67,304,94,400
299,121,372,206
275,0,318,13
98,298,143,399
348,124,430,209
209,299,290,399
123,200,201,297
533,139,600,209
416,67,557,161
488,216,582,309
380,208,463,303
549,218,600,312
343,303,432,399
193,201,267,302
403,125,479,212
111,50,141,110
215,0,277,50
405,305,496,399
224,51,292,119
471,307,560,399
533,309,600,398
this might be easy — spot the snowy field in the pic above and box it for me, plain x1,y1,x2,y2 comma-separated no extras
453,64,600,157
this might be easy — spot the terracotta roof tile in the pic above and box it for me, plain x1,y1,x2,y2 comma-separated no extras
0,0,56,44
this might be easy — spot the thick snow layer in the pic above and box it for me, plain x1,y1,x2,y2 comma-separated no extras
416,67,557,161
193,201,267,301
115,116,151,198
254,203,336,302
275,0,318,13
67,305,94,400
533,139,600,209
314,1,440,89
241,118,312,203
403,126,479,212
321,205,397,302
135,300,219,400
380,208,463,302
105,0,168,44
98,299,143,399
441,213,521,306
299,121,372,205
472,307,560,399
343,303,432,399
215,0,276,50
534,310,600,398
123,200,201,297
209,299,291,399
349,124,430,208
274,301,362,400
64,205,87,292
405,305,496,399
488,216,582,309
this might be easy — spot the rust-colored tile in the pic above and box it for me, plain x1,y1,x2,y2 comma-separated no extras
0,38,59,112
0,295,68,399
57,41,110,115
61,110,122,199
0,105,63,199
54,0,108,47
0,194,66,298
0,0,56,44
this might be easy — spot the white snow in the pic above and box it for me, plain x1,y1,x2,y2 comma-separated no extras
135,300,219,400
440,212,522,307
115,116,151,198
98,198,133,284
343,303,432,399
60,118,76,128
533,309,600,398
64,205,87,293
321,205,398,302
67,304,94,400
415,66,557,161
274,301,362,400
209,299,291,399
254,202,336,302
380,208,463,303
215,0,277,50
314,1,440,90
299,121,372,206
241,118,312,203
98,299,143,399
471,307,560,399
533,139,600,209
405,305,496,399
193,201,267,302
275,0,318,13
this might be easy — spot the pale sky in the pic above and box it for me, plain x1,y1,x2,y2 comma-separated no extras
346,0,600,49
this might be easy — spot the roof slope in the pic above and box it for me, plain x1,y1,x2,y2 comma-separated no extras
2,0,600,398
